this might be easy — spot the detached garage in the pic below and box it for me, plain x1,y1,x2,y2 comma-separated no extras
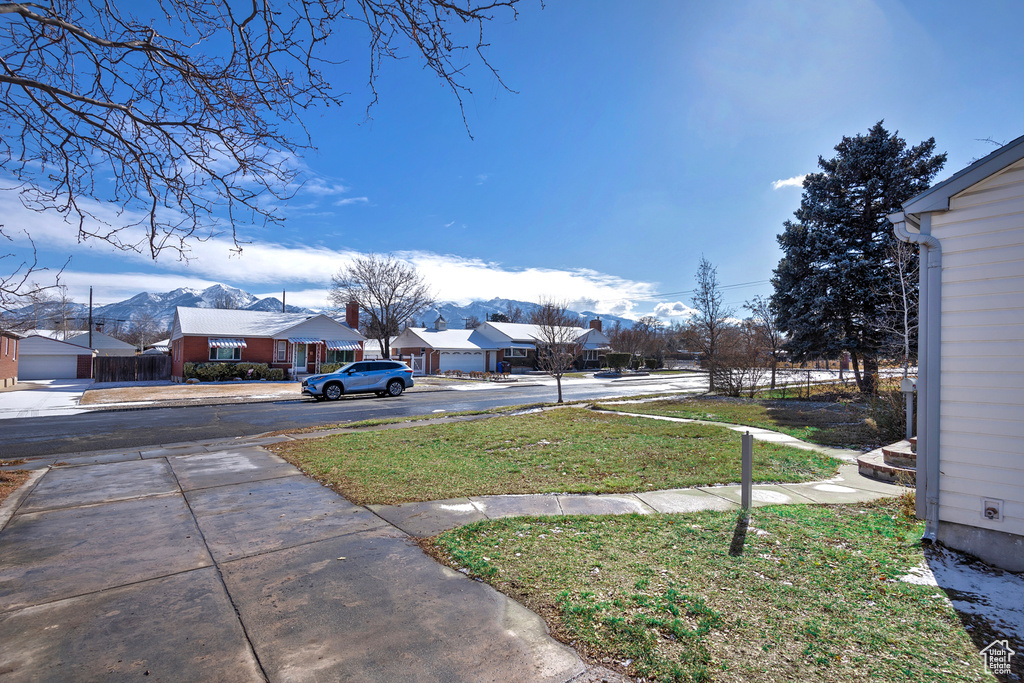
18,335,94,380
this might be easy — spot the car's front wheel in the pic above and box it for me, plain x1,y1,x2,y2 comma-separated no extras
323,382,343,401
386,380,404,397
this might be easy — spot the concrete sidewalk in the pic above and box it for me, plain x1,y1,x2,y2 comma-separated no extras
0,438,618,682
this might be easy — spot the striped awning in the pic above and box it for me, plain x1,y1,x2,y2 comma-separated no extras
326,340,361,351
288,337,322,344
208,338,247,349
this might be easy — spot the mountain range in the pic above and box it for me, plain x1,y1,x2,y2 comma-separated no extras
6,285,634,334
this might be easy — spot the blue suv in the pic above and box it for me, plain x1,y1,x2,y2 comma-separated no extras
302,360,414,401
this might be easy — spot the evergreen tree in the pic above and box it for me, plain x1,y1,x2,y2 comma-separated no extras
770,122,946,393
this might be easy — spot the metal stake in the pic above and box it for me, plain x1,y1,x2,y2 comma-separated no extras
741,432,753,510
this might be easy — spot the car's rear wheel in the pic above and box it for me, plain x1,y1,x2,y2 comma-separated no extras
386,379,404,397
323,382,343,401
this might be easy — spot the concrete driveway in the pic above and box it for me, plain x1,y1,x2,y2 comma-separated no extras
0,436,613,682
0,380,91,420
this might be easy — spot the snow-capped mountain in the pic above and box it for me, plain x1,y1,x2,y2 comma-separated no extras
4,287,636,335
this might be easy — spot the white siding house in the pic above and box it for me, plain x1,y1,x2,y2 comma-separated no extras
889,134,1024,570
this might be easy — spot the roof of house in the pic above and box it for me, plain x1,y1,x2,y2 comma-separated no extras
172,307,364,341
393,327,501,351
903,133,1024,215
479,321,611,347
18,335,94,355
65,331,137,351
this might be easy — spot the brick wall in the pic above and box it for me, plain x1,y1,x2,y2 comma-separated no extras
0,334,17,388
77,354,93,379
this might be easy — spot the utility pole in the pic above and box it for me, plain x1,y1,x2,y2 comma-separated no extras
282,289,286,313
88,287,93,348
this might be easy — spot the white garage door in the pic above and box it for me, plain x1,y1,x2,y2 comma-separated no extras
18,354,79,380
439,351,485,373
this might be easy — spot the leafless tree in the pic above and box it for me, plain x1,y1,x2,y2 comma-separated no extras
877,239,919,378
609,316,663,368
504,302,526,323
212,293,239,310
711,321,768,397
329,254,433,358
744,295,784,389
0,0,522,307
530,299,583,404
463,315,481,329
690,256,734,392
122,310,166,350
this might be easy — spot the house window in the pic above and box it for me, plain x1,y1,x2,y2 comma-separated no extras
210,346,242,361
506,347,529,358
583,350,598,361
326,349,354,364
276,340,287,362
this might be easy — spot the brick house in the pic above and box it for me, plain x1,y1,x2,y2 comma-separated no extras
169,305,365,381
1,330,20,388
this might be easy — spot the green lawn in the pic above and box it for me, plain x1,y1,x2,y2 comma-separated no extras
431,499,991,683
271,408,839,505
597,397,881,450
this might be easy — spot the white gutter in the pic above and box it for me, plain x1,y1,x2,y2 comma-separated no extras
889,210,942,541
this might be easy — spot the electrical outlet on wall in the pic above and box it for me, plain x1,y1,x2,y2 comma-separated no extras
982,498,1003,522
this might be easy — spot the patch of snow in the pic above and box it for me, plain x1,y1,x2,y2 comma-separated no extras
437,503,476,513
901,545,1024,643
813,484,858,493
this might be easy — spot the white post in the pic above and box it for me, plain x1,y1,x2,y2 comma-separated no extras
741,432,753,510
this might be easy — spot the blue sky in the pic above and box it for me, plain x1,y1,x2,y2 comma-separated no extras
5,0,1024,317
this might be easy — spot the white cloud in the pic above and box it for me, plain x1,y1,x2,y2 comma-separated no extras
0,194,659,317
335,196,369,206
302,179,351,196
475,173,489,185
654,301,698,319
771,174,807,190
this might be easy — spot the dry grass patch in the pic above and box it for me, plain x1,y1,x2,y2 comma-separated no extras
432,500,989,683
270,408,839,506
599,396,882,450
0,469,31,507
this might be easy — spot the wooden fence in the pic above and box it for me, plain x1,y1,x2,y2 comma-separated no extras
94,355,172,382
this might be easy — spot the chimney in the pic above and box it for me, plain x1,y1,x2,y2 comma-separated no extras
345,301,359,330
95,322,104,334
589,317,602,332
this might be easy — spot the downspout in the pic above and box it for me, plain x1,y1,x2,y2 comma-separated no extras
890,211,942,541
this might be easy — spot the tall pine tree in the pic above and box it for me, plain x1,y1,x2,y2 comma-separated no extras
770,122,946,393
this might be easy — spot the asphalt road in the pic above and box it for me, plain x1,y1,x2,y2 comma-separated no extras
2,374,716,458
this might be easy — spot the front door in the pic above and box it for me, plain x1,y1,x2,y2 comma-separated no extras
294,344,307,375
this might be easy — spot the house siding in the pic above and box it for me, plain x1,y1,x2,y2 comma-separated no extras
0,333,17,388
931,157,1024,540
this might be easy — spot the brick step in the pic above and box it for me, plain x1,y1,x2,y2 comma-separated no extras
857,450,915,486
882,440,917,468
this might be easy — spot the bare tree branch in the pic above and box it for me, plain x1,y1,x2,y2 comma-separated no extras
0,0,521,306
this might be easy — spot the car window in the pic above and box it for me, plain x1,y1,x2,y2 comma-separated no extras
372,361,400,371
347,362,369,373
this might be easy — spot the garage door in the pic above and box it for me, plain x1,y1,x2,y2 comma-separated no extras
439,351,485,373
18,354,79,380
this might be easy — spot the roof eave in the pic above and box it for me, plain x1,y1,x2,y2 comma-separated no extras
903,133,1024,216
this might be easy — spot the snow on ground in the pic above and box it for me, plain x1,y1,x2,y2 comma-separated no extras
901,544,1024,644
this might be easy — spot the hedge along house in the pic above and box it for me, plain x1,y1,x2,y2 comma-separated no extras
475,320,612,371
170,306,365,381
1,330,21,388
888,133,1024,571
392,316,502,375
